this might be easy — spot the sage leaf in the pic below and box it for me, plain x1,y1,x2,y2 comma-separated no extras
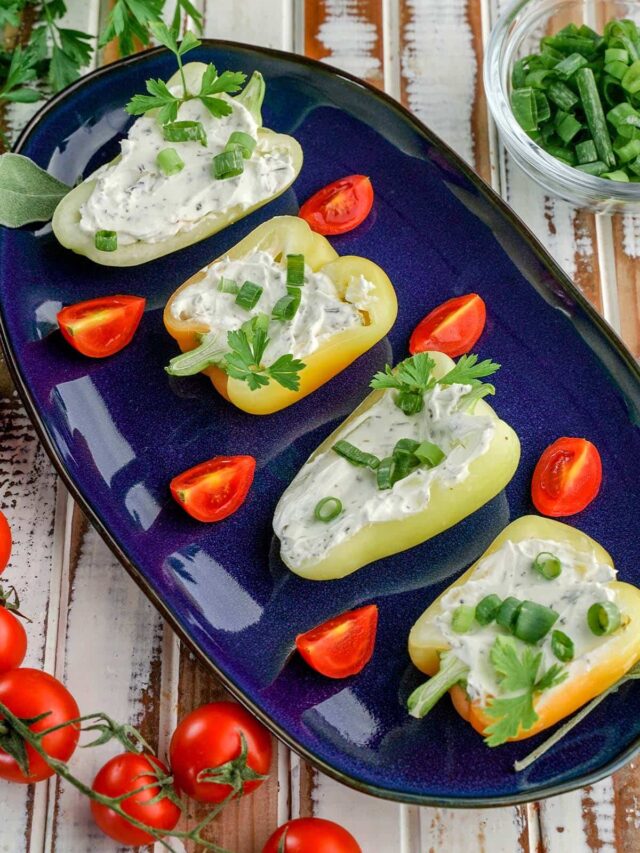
0,153,70,228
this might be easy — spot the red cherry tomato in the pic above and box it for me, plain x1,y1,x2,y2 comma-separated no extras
295,605,378,679
299,175,374,235
0,512,11,574
169,701,272,804
57,295,145,358
0,668,80,783
263,818,362,853
409,293,486,358
170,455,256,522
91,753,180,847
0,608,27,674
531,437,602,517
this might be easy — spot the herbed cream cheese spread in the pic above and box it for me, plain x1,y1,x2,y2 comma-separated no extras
274,382,495,570
437,537,618,703
169,248,374,363
79,91,294,245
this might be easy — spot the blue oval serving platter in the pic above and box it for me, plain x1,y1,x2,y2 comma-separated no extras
3,42,640,807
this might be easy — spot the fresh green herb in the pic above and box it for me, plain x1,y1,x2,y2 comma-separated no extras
271,294,300,321
392,438,420,459
235,281,263,311
551,629,575,662
0,43,43,109
532,551,562,580
475,594,502,626
212,147,244,179
496,596,522,632
484,636,567,746
407,652,470,719
451,605,476,634
224,315,305,391
225,130,256,159
217,277,239,294
314,497,343,523
95,230,117,252
587,601,621,635
0,153,70,227
286,254,305,287
414,441,445,467
156,147,184,176
513,600,559,644
376,456,397,490
332,441,380,470
163,120,207,146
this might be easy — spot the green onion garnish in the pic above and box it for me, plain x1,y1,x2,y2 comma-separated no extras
156,147,185,176
415,441,445,467
235,280,263,311
212,147,244,180
396,392,424,416
217,277,239,294
392,438,420,460
532,551,562,580
376,456,396,490
272,293,300,321
163,120,207,146
314,496,343,523
286,254,305,287
576,161,609,175
575,139,598,163
332,440,380,470
551,629,575,662
513,600,559,644
576,68,616,167
475,594,502,626
95,230,117,252
587,601,621,635
496,597,521,633
225,130,256,159
554,52,588,79
451,605,476,634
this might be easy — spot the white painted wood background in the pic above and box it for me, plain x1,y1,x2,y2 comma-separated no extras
1,1,639,851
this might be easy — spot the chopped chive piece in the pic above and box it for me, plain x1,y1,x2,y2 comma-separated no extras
556,112,582,143
544,142,576,165
414,441,445,467
511,87,538,132
606,47,630,64
212,147,244,179
551,629,575,662
333,440,380,470
525,69,553,89
392,438,420,460
532,551,562,580
607,101,640,129
587,601,621,635
475,594,502,626
547,81,579,111
217,277,239,294
95,230,117,252
496,597,521,632
622,59,640,93
163,120,207,146
513,601,559,643
314,496,343,522
225,130,256,159
512,58,528,88
533,90,550,123
376,456,397,490
407,652,470,719
576,67,616,167
602,169,630,180
397,391,424,416
272,293,300,321
616,138,640,162
576,160,609,175
156,147,185,176
451,605,476,634
286,254,305,287
555,52,588,79
235,280,263,311
605,60,629,81
629,155,640,176
575,139,598,163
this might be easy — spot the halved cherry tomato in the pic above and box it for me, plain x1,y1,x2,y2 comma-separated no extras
263,818,362,853
91,752,180,846
0,668,80,783
531,437,602,517
0,511,10,574
299,175,374,235
170,455,256,522
169,701,272,804
0,608,27,674
57,295,145,358
295,604,378,679
409,293,486,358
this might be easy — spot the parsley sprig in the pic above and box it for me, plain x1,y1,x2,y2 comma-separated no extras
125,22,246,123
484,636,567,747
370,352,500,415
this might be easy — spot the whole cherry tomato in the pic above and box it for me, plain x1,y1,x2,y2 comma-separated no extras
169,701,271,804
409,293,486,358
170,456,256,522
0,668,80,783
299,175,374,235
0,607,27,674
531,437,602,517
263,818,362,853
57,295,145,358
0,511,11,574
91,752,180,847
296,605,378,678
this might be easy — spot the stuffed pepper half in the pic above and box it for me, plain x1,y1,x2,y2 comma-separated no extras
273,350,520,580
407,516,640,745
163,216,398,414
53,62,302,266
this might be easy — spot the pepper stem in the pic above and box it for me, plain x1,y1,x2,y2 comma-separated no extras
407,652,469,719
235,71,265,125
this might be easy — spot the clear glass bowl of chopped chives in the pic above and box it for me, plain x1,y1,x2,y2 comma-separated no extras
485,0,640,212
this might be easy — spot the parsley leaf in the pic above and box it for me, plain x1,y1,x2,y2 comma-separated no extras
223,315,305,392
0,44,42,105
98,0,164,55
484,636,567,747
125,78,181,123
439,353,501,387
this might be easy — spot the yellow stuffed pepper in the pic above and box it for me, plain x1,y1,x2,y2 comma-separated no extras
273,349,520,580
163,215,398,414
407,515,640,746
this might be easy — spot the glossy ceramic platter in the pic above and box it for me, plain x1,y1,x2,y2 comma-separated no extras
2,42,640,807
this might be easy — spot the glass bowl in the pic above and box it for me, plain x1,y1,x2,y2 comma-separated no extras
484,0,640,212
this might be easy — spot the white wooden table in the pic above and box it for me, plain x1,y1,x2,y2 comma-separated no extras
1,1,639,851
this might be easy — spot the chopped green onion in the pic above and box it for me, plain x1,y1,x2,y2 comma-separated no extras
602,169,630,181
272,293,300,321
475,594,502,626
575,139,598,163
526,69,553,90
286,254,305,287
606,47,630,64
544,143,576,165
396,391,424,416
376,456,396,490
414,441,445,467
512,58,528,88
629,155,640,176
554,52,588,79
392,438,420,460
607,101,640,130
576,67,616,168
511,88,538,132
451,605,476,634
605,60,629,81
616,138,640,162
556,112,582,143
217,277,239,294
163,120,207,146
95,230,117,252
333,440,380,470
407,652,470,719
235,280,263,311
212,147,244,179
587,601,621,635
225,130,256,159
622,59,640,94
532,551,562,580
513,601,559,644
156,147,185,176
576,160,609,175
533,90,551,123
551,629,575,662
496,597,521,633
547,81,579,111
314,496,343,522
